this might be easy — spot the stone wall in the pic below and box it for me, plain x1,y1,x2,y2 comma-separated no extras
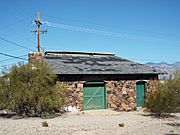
106,81,136,111
146,80,159,96
62,81,84,111
61,80,158,111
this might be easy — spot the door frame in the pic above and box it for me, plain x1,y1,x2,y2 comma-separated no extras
83,81,107,110
136,81,147,107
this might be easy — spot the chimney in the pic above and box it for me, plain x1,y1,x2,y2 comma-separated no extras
28,51,44,63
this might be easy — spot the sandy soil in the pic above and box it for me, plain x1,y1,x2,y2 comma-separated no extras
0,110,179,135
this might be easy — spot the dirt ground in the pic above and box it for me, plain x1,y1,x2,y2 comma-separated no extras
0,110,180,135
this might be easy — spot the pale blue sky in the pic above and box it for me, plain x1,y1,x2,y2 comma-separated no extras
0,0,180,69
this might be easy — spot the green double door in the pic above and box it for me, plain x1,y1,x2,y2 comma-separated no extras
83,82,106,110
136,81,147,107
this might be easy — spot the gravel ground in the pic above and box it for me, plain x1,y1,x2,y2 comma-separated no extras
0,110,180,135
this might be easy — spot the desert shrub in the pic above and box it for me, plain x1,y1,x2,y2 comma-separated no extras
0,62,68,117
173,70,180,111
146,70,180,115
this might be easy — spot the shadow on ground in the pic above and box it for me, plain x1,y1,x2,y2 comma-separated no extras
139,112,179,119
0,113,16,118
165,133,180,135
166,122,180,127
0,110,63,119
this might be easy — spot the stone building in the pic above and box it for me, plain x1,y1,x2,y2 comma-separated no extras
43,51,159,111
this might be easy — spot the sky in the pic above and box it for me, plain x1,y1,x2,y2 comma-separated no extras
0,0,180,69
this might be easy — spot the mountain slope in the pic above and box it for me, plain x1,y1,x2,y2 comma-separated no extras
146,62,180,79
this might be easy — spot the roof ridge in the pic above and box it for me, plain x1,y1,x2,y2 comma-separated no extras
45,51,115,56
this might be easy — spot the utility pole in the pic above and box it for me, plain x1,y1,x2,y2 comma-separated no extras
32,12,47,53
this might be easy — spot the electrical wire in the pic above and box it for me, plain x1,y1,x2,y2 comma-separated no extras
0,36,34,51
0,54,27,63
0,18,28,29
45,21,169,42
0,24,37,47
0,52,28,61
44,15,179,38
6,0,33,20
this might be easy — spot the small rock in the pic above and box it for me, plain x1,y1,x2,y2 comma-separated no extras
42,121,48,127
169,130,174,133
118,123,124,127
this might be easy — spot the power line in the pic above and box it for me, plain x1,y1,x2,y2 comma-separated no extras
0,23,37,46
0,54,27,63
46,21,173,42
0,18,28,29
44,15,180,39
0,52,28,61
0,16,36,46
6,0,33,20
0,36,34,51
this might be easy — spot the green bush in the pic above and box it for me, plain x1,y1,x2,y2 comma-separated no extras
146,70,180,115
0,62,68,117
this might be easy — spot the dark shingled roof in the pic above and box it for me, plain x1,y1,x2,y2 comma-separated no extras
44,51,158,75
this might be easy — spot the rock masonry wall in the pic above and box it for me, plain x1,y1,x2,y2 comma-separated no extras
61,80,158,111
106,81,136,111
62,81,84,111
